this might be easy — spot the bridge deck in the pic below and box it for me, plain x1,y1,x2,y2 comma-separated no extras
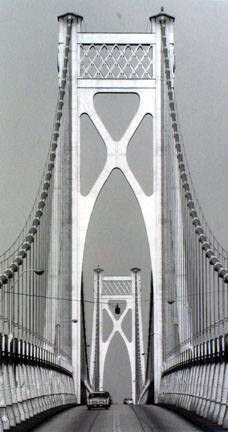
31,405,203,432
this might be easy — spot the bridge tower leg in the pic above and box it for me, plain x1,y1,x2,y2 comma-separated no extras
131,268,146,402
58,13,84,403
70,14,84,404
90,267,104,391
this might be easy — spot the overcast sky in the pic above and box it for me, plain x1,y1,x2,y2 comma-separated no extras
1,0,228,251
1,0,228,401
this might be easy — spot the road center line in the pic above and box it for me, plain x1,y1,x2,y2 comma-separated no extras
113,408,122,432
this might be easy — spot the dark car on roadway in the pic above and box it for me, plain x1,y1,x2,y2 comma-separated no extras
87,391,111,409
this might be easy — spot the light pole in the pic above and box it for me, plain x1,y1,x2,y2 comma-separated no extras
167,298,193,350
30,268,45,276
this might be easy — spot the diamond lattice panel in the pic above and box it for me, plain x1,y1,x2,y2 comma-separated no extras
102,280,132,296
80,44,153,79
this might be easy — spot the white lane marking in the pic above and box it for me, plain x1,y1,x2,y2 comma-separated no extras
113,409,116,431
113,407,122,432
116,411,122,432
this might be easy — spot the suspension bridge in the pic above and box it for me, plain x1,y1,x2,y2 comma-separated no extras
0,8,228,431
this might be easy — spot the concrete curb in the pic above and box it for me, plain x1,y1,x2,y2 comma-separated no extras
9,403,78,432
159,403,228,432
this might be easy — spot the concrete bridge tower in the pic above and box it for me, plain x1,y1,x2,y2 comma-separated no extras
90,268,145,403
57,9,175,403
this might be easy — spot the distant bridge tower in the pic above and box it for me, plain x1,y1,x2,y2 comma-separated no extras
90,268,145,403
57,10,175,403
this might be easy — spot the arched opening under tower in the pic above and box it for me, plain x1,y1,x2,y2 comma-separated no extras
103,332,132,403
82,168,152,401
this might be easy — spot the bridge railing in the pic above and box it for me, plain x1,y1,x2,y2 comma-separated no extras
0,15,77,431
159,15,228,428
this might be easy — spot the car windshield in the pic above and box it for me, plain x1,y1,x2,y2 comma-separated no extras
89,392,109,399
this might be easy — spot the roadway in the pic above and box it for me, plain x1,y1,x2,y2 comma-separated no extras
31,404,203,431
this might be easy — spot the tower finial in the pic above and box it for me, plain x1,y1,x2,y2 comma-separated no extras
149,8,175,22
